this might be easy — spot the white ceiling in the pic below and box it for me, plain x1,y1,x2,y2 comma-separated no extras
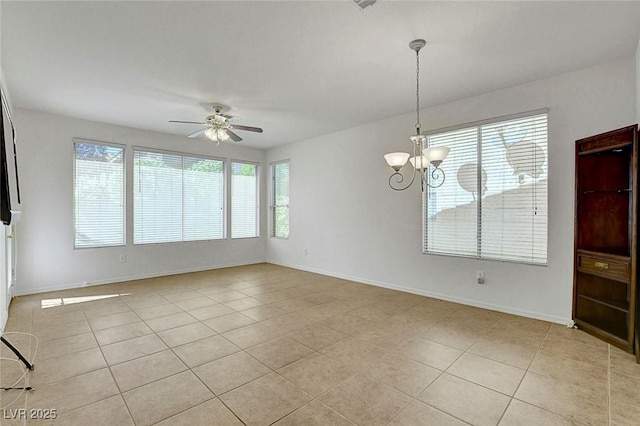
2,1,640,149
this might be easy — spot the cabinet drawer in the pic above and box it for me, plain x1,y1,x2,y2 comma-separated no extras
577,254,630,282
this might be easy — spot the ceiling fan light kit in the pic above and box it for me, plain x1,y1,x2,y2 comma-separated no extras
170,104,263,145
384,39,451,191
204,127,230,143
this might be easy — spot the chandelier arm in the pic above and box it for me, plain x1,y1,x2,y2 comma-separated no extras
388,136,421,191
426,167,446,189
388,169,418,191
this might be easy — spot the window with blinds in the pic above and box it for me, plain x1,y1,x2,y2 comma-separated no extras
271,160,290,238
134,150,224,244
74,141,125,248
425,111,548,265
231,161,258,238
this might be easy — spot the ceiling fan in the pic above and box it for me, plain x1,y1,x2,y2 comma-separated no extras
170,104,263,145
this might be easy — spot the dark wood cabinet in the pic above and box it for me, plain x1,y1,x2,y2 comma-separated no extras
636,300,639,362
573,125,638,354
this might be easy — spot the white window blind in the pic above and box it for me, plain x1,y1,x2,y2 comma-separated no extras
183,156,225,241
231,161,258,238
426,128,479,257
271,161,289,238
134,150,224,244
74,141,124,248
425,112,548,265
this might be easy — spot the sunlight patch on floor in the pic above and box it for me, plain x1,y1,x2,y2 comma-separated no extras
40,293,130,309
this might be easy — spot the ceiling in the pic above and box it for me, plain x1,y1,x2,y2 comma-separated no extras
2,1,640,149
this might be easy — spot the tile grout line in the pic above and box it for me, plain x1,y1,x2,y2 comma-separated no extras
607,343,611,426
193,302,272,422
17,306,34,426
163,368,242,426
87,286,241,424
24,306,35,425
510,323,604,424
298,328,470,425
270,315,427,423
158,306,287,425
87,297,136,425
22,302,136,423
497,322,551,424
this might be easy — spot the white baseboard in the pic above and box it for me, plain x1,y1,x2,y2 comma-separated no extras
14,259,267,296
14,257,571,326
268,259,570,325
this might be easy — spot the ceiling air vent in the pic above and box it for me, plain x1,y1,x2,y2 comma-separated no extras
353,0,377,10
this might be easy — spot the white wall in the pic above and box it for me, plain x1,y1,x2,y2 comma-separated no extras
266,57,636,324
14,108,266,295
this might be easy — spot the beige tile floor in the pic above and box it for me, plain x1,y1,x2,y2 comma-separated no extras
1,263,639,425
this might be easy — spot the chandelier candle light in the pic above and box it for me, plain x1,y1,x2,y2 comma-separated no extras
384,39,450,191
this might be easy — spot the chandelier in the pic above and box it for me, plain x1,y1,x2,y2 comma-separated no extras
384,39,450,191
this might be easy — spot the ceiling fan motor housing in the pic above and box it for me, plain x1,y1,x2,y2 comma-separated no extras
206,114,230,127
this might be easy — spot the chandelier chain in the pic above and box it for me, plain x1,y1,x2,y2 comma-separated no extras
415,49,420,132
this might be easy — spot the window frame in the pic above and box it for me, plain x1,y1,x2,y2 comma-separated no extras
423,109,549,266
132,146,227,245
73,138,126,249
230,159,260,240
270,159,290,239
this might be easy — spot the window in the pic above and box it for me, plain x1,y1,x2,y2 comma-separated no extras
231,161,258,238
425,111,548,264
134,149,224,244
271,160,290,238
74,140,125,248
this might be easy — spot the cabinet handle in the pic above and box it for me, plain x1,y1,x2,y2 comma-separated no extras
594,261,609,270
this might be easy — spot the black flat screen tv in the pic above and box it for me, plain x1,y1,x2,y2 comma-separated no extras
0,89,10,225
0,86,19,226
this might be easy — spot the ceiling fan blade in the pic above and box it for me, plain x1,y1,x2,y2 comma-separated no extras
231,124,263,133
169,120,207,125
187,128,207,138
225,129,243,142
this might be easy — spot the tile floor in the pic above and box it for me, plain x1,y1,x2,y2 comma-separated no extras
1,263,639,425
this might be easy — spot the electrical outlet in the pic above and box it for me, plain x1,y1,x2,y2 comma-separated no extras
303,248,308,256
476,271,485,284
120,255,127,263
